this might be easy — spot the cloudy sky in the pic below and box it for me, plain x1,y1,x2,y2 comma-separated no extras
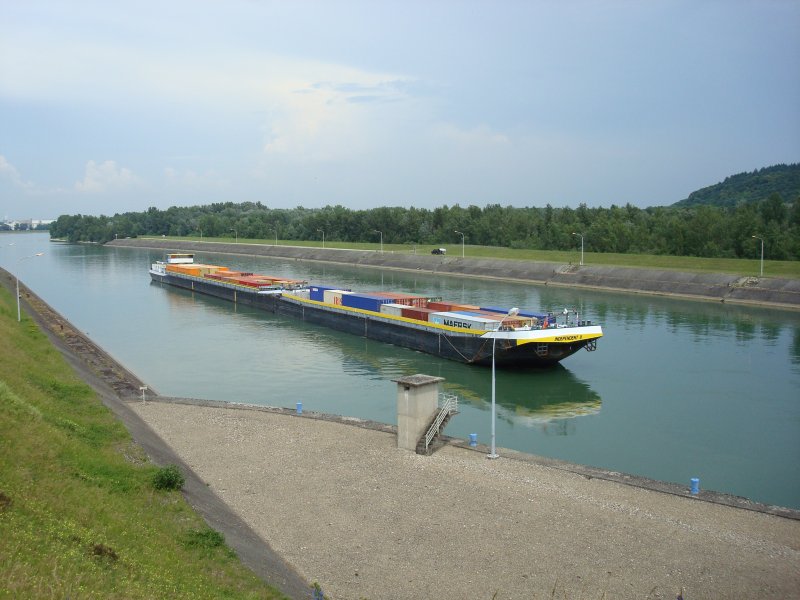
1,0,798,219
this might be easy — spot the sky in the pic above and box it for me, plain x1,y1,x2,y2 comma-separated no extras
1,0,799,220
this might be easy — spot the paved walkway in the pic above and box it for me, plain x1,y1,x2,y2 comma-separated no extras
130,399,799,600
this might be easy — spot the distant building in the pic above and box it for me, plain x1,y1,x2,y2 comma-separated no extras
1,218,55,231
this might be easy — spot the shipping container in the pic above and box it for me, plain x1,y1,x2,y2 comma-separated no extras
379,303,407,316
401,307,436,321
323,290,352,305
427,301,454,311
341,293,394,312
310,285,342,301
371,292,428,307
429,311,500,331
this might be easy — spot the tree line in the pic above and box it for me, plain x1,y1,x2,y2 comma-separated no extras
49,194,800,260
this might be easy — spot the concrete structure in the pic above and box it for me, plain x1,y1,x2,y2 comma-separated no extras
393,374,443,451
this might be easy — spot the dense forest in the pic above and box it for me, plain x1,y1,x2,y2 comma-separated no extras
674,163,799,208
49,191,800,260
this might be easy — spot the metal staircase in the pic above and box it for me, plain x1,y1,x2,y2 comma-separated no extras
416,393,459,455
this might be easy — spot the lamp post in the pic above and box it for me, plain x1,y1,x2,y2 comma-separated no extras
17,252,44,322
373,229,383,253
230,228,238,243
317,229,325,249
752,235,764,277
571,232,584,266
488,307,519,459
454,230,465,258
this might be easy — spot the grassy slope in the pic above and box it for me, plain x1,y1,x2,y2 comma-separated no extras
0,287,287,599
165,236,800,279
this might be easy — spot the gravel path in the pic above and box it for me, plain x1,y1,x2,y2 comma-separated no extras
130,400,799,600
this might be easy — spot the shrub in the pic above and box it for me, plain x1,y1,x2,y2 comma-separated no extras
152,464,185,491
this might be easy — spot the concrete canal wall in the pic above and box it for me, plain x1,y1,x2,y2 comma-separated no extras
108,237,800,310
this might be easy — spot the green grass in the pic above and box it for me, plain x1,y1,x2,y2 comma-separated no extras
153,235,800,279
0,287,288,599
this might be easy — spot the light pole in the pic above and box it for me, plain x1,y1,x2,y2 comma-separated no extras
373,229,383,253
17,252,44,322
752,235,764,277
317,229,325,249
230,228,238,243
454,230,465,258
572,232,584,266
488,307,519,459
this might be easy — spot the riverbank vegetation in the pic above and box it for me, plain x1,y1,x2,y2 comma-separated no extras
50,194,800,261
0,286,287,598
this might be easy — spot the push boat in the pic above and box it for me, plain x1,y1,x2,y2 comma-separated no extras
150,253,603,367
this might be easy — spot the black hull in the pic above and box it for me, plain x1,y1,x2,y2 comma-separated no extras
151,272,590,367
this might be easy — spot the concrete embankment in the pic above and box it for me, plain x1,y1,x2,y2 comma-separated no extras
109,238,800,310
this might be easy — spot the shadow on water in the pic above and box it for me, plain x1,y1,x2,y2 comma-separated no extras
152,280,602,426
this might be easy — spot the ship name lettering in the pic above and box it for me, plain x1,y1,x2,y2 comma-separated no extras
443,319,471,329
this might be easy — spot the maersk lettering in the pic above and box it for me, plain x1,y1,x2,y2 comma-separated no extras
443,318,472,329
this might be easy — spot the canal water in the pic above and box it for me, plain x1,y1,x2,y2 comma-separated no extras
3,232,799,509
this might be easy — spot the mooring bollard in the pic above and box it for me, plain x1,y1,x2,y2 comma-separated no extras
469,433,478,447
296,402,302,415
690,477,700,495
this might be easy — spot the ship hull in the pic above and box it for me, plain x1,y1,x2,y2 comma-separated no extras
150,270,599,367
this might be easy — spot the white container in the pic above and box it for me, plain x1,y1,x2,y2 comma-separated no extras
323,290,352,305
379,303,407,316
429,311,500,331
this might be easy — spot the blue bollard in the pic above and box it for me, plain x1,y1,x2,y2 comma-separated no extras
690,477,700,495
296,402,303,415
469,433,477,447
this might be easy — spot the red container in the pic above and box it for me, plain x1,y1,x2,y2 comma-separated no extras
402,307,435,321
427,301,453,311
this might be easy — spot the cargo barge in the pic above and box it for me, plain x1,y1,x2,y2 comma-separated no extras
150,253,603,367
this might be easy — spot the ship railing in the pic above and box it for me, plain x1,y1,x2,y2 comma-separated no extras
423,393,459,453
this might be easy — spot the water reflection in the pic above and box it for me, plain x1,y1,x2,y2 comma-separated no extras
153,277,602,429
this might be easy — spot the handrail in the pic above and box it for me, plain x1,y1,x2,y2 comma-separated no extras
423,393,459,452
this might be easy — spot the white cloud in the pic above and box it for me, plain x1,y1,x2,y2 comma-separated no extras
75,160,138,193
0,154,35,191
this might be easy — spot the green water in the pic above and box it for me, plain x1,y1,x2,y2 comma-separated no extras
3,232,799,509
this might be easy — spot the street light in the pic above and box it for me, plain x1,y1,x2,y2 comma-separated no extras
230,228,238,243
572,232,584,266
488,307,519,459
752,235,764,277
16,252,44,322
317,229,325,249
373,229,383,253
454,230,465,258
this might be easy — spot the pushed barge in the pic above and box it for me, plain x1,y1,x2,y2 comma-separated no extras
150,253,603,367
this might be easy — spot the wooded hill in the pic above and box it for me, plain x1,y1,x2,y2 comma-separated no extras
674,163,800,208
49,165,800,260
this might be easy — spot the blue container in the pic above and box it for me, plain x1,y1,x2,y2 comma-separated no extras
296,402,303,415
690,477,700,495
469,433,478,447
309,286,339,301
342,293,388,312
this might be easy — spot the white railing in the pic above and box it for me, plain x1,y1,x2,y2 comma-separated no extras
423,393,459,452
